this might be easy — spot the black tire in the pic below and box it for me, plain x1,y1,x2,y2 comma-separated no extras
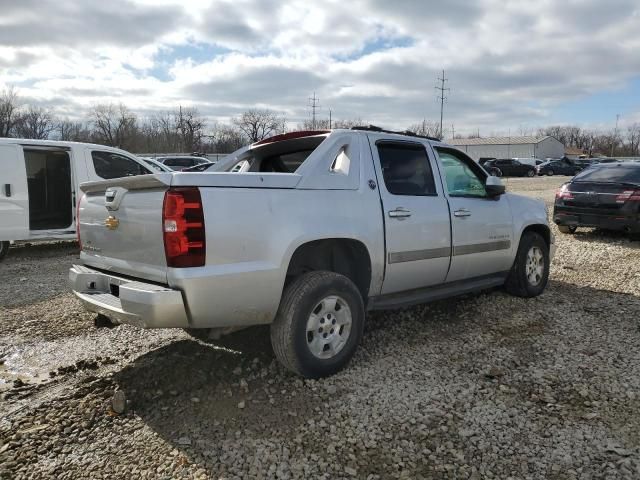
526,169,535,177
494,168,503,177
183,328,213,341
558,225,577,234
0,241,9,262
504,232,550,298
270,271,365,378
547,169,554,176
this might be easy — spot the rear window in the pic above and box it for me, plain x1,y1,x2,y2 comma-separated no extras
573,165,640,184
162,158,193,167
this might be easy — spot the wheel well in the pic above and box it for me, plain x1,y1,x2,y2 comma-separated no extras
522,224,551,248
285,239,372,301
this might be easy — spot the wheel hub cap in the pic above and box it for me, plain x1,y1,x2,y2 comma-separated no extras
525,246,545,286
306,295,352,359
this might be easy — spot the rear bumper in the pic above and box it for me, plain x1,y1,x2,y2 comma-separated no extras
69,265,189,328
554,209,640,233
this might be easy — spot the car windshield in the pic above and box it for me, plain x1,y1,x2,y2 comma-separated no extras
573,165,640,184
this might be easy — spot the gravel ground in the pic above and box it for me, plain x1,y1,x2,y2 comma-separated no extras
1,176,640,479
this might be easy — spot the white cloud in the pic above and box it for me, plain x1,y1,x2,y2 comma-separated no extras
1,0,639,133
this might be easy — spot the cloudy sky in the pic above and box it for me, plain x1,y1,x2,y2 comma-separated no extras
1,0,639,135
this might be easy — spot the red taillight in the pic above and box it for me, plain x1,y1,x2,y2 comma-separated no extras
76,194,84,250
556,184,574,201
162,188,205,268
616,190,640,203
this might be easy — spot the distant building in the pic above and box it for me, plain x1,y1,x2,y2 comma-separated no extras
564,146,586,160
448,136,564,161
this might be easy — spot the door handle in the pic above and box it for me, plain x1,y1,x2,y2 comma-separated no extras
388,208,411,218
453,209,471,217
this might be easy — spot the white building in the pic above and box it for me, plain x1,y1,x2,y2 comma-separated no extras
447,136,565,161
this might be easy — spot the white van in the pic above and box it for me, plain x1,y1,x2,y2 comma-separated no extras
0,138,152,261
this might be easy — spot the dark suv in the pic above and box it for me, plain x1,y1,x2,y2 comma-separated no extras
484,159,536,177
553,163,640,236
537,159,582,176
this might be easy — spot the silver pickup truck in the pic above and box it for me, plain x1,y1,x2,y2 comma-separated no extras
70,127,554,378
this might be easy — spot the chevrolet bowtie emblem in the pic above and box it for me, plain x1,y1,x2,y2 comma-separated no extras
105,215,120,230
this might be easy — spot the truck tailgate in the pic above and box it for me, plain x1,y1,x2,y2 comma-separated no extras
78,174,171,284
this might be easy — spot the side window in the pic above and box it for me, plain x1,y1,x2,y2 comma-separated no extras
91,151,150,179
436,149,487,198
377,142,437,196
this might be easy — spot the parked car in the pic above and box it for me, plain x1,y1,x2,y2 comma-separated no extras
536,159,582,176
70,128,554,378
181,162,215,172
139,157,173,172
554,162,640,236
0,138,151,262
484,159,536,177
512,157,544,167
157,156,211,171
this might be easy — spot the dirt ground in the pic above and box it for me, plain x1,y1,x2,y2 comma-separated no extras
1,175,639,479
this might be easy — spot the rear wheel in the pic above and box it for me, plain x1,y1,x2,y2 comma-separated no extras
558,225,577,234
0,241,9,262
270,271,364,378
504,232,550,298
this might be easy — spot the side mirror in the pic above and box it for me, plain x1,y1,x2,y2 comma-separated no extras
485,175,505,197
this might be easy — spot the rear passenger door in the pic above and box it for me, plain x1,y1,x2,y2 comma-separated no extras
434,147,514,282
369,138,452,294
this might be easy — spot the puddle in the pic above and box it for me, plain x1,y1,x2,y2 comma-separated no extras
0,348,51,391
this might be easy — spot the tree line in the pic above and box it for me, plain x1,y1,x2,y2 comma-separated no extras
2,87,639,157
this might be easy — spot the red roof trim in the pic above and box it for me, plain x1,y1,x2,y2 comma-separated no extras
253,130,330,146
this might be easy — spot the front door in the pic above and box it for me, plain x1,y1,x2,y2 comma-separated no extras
433,147,514,282
0,144,29,241
370,138,452,294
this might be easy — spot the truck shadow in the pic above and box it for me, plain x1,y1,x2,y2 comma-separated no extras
107,278,640,476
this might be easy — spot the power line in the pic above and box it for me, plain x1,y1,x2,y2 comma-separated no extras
308,92,320,130
435,70,450,139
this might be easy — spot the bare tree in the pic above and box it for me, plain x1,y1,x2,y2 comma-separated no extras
176,106,206,152
0,87,21,137
627,123,640,156
233,109,285,142
407,119,442,138
57,119,92,142
91,103,137,149
14,106,56,139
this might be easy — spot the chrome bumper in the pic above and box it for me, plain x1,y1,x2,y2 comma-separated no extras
69,265,189,328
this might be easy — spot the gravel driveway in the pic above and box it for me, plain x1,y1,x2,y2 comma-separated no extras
1,176,639,479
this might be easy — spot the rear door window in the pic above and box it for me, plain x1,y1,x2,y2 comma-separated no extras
91,151,150,179
376,142,437,196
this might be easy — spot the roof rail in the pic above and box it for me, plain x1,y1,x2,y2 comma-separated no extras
350,125,441,142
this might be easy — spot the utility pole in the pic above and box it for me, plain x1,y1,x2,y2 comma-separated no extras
611,113,620,157
308,92,320,130
451,123,455,139
435,70,449,139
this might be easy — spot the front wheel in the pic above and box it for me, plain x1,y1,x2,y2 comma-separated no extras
270,271,365,378
0,241,9,262
504,232,550,298
547,169,554,176
526,169,535,177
